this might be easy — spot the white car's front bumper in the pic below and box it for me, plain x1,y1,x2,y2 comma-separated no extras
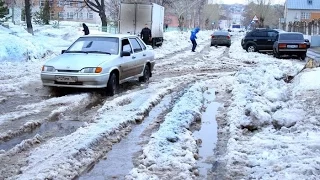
41,72,110,88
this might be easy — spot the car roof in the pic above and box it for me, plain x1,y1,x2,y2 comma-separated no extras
80,33,138,39
213,31,229,35
279,32,303,35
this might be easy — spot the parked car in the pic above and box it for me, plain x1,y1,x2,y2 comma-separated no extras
211,30,231,47
273,32,309,60
241,28,279,52
41,34,155,95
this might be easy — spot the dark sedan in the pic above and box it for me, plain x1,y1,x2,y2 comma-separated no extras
211,31,231,47
273,32,309,60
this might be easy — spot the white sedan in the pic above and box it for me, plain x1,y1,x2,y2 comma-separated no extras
41,34,155,95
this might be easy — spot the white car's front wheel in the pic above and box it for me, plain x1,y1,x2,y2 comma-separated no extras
107,73,119,96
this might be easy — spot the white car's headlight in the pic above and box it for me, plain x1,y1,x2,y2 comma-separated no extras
80,67,102,73
42,66,56,72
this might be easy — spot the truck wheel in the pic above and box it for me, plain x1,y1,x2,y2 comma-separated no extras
139,65,150,82
106,73,119,96
246,44,256,52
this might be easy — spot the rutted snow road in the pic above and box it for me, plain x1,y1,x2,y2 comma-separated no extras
0,34,251,180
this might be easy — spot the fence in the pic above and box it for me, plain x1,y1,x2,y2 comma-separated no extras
286,19,320,35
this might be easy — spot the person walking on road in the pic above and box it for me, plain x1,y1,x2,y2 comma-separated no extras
190,27,200,52
141,24,152,45
82,23,90,35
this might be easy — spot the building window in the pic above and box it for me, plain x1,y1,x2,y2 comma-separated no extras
301,12,311,20
78,12,83,19
67,12,74,19
308,0,312,5
39,0,53,7
87,12,93,20
50,11,55,20
77,2,83,7
39,0,45,6
58,0,64,7
58,12,64,18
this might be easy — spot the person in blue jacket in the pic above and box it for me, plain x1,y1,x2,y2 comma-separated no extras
190,27,200,52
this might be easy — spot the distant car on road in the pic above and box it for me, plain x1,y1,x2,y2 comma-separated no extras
211,30,231,47
273,32,309,60
241,28,279,52
41,34,155,95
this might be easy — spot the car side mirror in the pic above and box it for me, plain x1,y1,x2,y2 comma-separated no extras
121,51,131,57
61,50,66,54
304,39,310,42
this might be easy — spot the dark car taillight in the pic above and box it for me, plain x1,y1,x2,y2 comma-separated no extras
211,35,215,39
227,36,230,39
279,43,286,49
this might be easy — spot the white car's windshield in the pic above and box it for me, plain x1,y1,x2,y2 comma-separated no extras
66,37,119,55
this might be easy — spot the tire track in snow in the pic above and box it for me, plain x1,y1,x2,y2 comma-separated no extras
127,82,207,179
5,77,196,180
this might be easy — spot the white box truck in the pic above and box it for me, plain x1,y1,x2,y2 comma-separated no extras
118,2,164,47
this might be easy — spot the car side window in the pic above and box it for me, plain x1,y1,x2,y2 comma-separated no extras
122,39,132,54
252,31,267,37
136,38,146,50
129,38,143,53
267,31,278,37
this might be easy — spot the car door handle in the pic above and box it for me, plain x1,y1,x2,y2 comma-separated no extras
143,54,146,56
253,39,257,41
268,39,272,41
132,56,136,59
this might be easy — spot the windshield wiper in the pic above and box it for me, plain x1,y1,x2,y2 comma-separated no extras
64,51,87,53
86,51,112,55
64,51,111,54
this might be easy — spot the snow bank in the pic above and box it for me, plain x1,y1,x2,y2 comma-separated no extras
224,38,320,179
127,82,205,179
291,68,320,94
0,24,81,62
155,30,212,59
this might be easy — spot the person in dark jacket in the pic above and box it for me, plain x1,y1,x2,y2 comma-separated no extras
141,24,152,45
82,23,89,35
190,27,200,52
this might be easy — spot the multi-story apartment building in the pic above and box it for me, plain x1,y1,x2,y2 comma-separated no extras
34,0,101,24
8,0,102,24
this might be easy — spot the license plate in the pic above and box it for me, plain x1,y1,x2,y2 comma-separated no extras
55,76,77,82
287,45,298,48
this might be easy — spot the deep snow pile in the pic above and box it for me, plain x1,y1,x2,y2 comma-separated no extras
223,37,320,179
127,82,205,179
0,23,82,62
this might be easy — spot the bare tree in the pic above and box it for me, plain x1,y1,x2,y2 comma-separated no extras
264,4,284,28
203,3,220,29
248,0,272,27
24,0,33,34
84,0,107,26
105,0,119,24
170,0,202,31
241,2,255,28
242,1,283,29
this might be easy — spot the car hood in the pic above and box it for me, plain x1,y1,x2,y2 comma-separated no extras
45,53,118,70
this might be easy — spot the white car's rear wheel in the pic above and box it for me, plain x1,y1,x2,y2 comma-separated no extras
139,65,150,82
